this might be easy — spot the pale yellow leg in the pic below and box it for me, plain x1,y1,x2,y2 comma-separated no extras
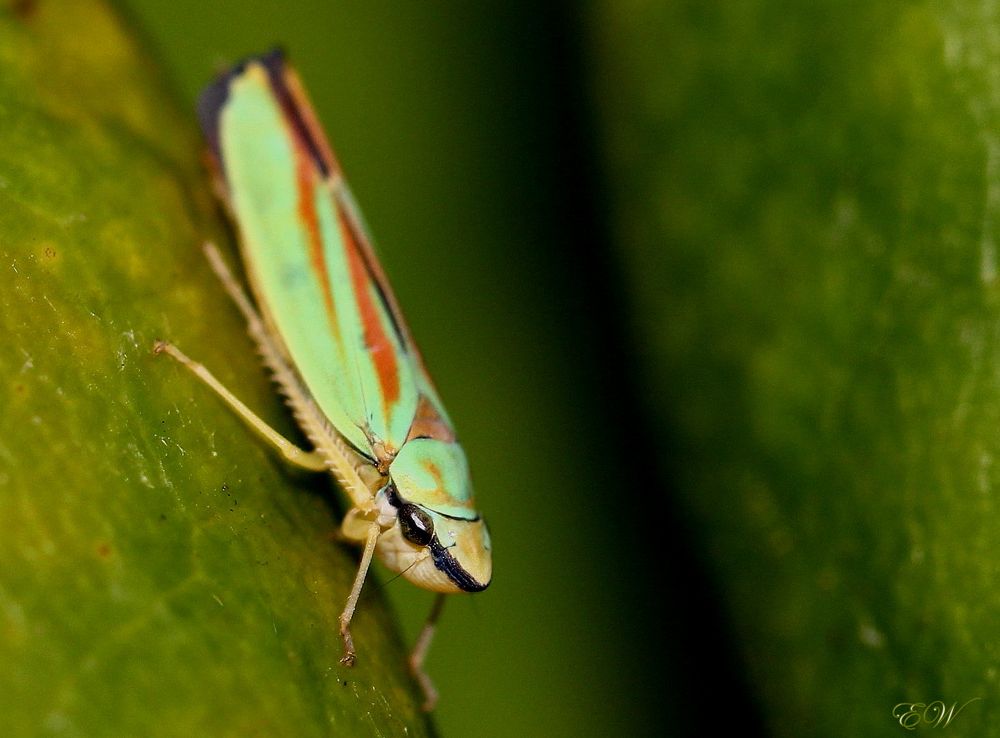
154,241,328,473
410,593,447,711
153,340,329,473
201,242,267,336
339,520,382,666
340,506,379,541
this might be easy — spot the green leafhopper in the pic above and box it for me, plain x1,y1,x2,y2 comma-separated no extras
155,49,491,710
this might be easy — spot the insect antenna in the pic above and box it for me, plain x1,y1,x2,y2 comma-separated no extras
365,553,429,598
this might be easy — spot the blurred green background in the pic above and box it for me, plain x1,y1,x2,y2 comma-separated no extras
12,0,1000,736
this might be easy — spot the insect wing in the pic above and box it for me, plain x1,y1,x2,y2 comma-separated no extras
198,51,451,460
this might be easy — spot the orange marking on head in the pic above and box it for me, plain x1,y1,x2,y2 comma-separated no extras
422,460,445,490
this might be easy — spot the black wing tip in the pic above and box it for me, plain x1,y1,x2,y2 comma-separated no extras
257,46,288,78
196,47,289,161
196,47,333,179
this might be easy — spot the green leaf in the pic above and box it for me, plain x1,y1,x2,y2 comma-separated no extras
0,1,434,734
592,0,1000,735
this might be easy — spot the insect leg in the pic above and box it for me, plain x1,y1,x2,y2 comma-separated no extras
187,242,376,509
410,593,446,711
153,340,329,472
339,520,382,666
201,242,268,334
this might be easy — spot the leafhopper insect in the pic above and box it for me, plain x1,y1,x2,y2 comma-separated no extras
155,50,491,710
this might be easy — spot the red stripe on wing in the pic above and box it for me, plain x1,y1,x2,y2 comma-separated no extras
341,209,401,412
293,143,341,339
267,52,457,440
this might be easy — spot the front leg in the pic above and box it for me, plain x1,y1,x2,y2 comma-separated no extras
339,519,382,666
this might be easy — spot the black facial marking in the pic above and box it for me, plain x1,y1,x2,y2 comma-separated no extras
430,538,489,593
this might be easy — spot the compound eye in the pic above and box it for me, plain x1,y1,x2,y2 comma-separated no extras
399,504,434,546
